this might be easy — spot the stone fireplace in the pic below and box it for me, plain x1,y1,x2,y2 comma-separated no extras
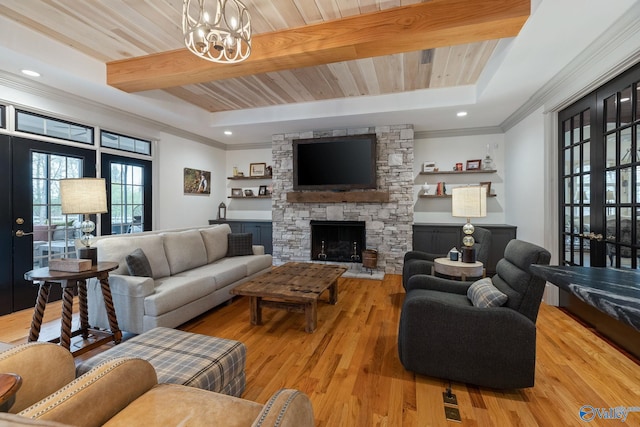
271,125,414,274
310,220,365,263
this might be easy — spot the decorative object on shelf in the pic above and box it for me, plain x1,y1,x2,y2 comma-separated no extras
231,188,243,197
217,202,226,219
482,144,495,170
232,165,238,176
183,168,211,195
455,162,463,171
423,161,436,172
182,0,252,64
237,171,244,177
266,165,273,176
452,186,487,263
480,181,492,196
249,162,266,177
422,182,430,195
436,182,446,196
244,189,254,196
466,159,482,171
60,177,107,265
258,185,267,196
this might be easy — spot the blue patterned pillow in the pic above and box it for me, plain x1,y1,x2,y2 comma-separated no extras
467,278,508,308
125,248,153,277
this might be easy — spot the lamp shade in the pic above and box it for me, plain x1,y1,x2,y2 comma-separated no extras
452,186,487,218
60,178,108,215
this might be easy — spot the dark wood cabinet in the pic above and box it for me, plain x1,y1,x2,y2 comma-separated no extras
208,220,273,254
412,223,517,276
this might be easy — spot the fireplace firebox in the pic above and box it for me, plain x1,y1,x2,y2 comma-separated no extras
310,220,365,263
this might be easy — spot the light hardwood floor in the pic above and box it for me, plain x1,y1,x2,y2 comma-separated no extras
1,274,639,426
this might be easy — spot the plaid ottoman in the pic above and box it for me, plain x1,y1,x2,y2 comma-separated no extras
76,327,246,397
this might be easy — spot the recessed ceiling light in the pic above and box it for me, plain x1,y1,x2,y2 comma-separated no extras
21,69,40,77
457,111,467,117
224,130,233,136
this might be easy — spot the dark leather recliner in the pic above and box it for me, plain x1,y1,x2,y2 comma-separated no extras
397,239,551,389
402,226,492,290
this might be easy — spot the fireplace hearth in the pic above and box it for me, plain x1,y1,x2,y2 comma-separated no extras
311,220,365,263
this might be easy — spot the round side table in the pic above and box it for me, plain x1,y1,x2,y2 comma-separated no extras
433,257,484,281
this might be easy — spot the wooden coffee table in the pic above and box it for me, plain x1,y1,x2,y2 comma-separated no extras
231,262,347,333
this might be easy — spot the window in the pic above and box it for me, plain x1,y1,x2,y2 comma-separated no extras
0,105,5,129
32,152,84,268
16,110,93,144
101,130,151,155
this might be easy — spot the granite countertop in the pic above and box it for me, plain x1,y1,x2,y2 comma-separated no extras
530,265,640,332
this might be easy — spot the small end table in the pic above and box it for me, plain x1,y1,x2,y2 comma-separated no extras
0,373,21,412
433,257,484,281
24,261,122,356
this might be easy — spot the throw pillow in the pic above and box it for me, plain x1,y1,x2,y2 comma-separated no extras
467,277,508,308
125,248,153,277
227,233,253,257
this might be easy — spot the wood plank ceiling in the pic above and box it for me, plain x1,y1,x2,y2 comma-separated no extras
0,0,528,114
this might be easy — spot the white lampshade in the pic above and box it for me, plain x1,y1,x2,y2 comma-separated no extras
452,186,487,219
60,178,108,215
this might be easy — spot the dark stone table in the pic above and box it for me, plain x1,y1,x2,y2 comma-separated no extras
530,265,640,332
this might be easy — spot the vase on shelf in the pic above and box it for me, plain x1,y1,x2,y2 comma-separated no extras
482,144,494,170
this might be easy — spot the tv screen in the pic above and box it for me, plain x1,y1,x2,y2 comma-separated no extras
293,134,377,191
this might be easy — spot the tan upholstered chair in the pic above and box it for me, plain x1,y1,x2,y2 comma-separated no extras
0,342,314,427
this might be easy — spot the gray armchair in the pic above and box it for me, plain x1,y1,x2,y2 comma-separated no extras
397,239,551,389
402,226,491,290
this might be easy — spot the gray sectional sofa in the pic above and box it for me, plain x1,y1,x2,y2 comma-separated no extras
86,224,272,334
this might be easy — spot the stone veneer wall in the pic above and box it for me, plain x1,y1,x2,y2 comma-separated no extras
271,125,414,274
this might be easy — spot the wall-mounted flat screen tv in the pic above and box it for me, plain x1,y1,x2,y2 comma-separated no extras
293,133,377,191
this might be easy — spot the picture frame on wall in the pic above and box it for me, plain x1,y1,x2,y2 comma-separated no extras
231,188,243,197
183,167,211,195
466,159,482,170
250,162,267,177
258,185,268,196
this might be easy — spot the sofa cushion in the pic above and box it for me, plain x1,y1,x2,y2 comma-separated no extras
199,225,231,263
125,248,153,277
467,278,508,308
178,260,247,291
161,230,208,275
227,233,253,257
94,234,170,279
144,276,216,316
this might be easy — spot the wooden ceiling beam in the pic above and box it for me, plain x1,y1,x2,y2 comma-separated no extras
107,0,529,93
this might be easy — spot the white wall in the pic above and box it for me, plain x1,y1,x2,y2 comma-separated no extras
155,134,226,229
504,108,547,247
413,133,506,225
225,148,273,220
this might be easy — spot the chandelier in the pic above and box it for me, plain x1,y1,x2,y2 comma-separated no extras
182,0,251,63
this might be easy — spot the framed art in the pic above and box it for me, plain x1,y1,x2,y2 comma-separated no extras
231,188,243,197
258,185,268,196
466,159,482,170
250,162,267,177
480,181,492,195
422,161,436,172
183,168,211,195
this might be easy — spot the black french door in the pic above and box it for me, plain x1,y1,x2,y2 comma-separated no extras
100,153,152,236
0,136,96,314
559,63,640,269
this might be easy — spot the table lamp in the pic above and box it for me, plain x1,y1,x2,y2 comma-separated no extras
60,178,107,265
452,185,487,263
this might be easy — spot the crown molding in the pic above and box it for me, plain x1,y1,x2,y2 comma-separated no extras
0,70,228,150
501,5,640,130
226,141,272,150
415,126,504,139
